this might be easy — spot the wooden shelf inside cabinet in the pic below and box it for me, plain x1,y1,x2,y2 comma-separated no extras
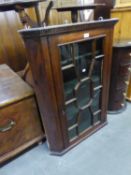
54,3,106,22
108,40,131,113
19,19,118,155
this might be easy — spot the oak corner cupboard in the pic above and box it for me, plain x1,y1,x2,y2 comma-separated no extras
19,18,118,155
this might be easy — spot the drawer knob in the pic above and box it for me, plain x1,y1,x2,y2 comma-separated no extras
0,119,16,133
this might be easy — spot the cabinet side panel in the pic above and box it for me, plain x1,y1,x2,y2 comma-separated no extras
23,37,65,152
101,28,114,119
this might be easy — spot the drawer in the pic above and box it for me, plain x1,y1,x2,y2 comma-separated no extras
0,97,43,161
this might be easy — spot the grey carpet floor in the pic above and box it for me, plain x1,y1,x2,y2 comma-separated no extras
0,103,131,175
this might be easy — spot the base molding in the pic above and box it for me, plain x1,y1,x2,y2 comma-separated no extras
50,122,107,156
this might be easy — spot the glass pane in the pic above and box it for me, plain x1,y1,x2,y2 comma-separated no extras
74,41,92,79
62,67,77,101
60,45,73,67
76,80,91,108
91,89,101,112
75,40,92,56
92,58,103,87
79,108,92,133
96,38,104,56
94,113,101,123
66,102,79,127
68,128,77,140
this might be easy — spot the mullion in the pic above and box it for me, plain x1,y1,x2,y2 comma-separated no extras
100,38,105,85
72,44,81,82
68,123,78,131
93,110,101,116
94,85,102,91
62,64,74,71
76,111,81,136
80,99,93,110
93,110,101,125
88,40,96,77
88,106,94,126
95,54,104,60
65,98,77,106
72,43,82,135
88,40,96,126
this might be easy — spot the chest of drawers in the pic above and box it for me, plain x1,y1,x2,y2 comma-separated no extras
0,64,44,164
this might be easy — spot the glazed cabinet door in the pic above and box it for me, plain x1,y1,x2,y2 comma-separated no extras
49,32,110,146
59,36,104,142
